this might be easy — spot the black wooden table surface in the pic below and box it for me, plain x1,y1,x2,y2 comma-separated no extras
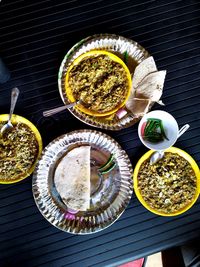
0,0,200,266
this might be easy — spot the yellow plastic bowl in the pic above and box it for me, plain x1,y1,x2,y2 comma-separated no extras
0,114,43,184
65,50,132,117
133,147,200,216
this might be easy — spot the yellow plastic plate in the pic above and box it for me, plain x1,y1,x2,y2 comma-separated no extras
0,114,43,184
133,147,200,216
65,50,132,117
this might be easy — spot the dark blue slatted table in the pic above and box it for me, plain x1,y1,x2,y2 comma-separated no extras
0,0,200,266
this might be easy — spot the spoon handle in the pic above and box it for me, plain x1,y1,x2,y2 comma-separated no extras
8,87,20,122
150,150,164,165
178,124,190,138
43,101,78,117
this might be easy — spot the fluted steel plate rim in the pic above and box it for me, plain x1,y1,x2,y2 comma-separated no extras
58,33,151,130
32,129,133,234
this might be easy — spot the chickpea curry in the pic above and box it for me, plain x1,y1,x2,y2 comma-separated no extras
68,55,129,113
0,122,38,181
137,152,197,214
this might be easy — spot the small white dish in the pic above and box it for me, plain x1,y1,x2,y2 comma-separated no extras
138,110,189,151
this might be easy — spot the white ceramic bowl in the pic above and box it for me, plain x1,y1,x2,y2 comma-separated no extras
138,110,179,151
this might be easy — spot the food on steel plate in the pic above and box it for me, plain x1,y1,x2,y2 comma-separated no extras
54,146,91,211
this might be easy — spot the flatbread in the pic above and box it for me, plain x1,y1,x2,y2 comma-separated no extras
132,56,157,89
125,98,150,115
125,88,136,112
135,70,166,102
125,57,166,113
54,146,91,211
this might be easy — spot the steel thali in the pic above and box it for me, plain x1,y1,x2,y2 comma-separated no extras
58,33,151,130
32,130,133,234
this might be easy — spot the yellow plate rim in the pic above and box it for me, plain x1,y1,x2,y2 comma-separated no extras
0,114,43,184
65,50,132,117
133,147,200,216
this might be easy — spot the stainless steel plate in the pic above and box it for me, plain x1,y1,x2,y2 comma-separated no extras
58,33,151,130
32,130,133,234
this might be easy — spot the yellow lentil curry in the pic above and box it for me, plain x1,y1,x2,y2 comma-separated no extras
0,122,38,182
138,152,196,214
68,54,129,113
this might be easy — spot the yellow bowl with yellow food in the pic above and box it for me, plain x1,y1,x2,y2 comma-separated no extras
133,147,200,216
0,114,43,184
65,50,132,117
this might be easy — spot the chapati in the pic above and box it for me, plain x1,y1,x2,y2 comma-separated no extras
133,56,157,89
126,98,150,115
125,57,166,114
135,70,166,102
54,146,91,211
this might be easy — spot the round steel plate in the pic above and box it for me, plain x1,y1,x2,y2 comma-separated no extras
32,130,133,234
58,33,150,130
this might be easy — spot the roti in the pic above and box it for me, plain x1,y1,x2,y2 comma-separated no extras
135,70,166,101
132,56,157,89
125,98,150,115
125,55,166,114
54,146,91,211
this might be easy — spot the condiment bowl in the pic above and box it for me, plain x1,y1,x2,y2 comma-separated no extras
138,110,181,151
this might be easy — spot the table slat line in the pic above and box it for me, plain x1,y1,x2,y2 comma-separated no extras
0,0,102,18
4,29,199,72
0,0,53,16
1,2,198,51
0,0,155,43
3,208,199,265
6,41,200,91
4,18,199,61
0,0,152,34
111,6,198,33
86,227,200,267
0,208,150,253
26,216,200,267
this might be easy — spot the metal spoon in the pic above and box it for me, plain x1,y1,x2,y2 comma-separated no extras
43,100,81,117
150,124,190,165
0,87,20,135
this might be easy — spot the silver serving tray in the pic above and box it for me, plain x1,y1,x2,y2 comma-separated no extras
58,33,150,130
32,130,133,234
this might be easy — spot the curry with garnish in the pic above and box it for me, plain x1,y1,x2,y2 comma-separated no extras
68,54,129,113
0,122,38,181
137,152,196,214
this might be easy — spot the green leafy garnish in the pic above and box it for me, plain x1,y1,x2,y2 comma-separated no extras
123,51,128,64
98,154,116,174
99,162,116,174
142,118,169,143
98,154,114,171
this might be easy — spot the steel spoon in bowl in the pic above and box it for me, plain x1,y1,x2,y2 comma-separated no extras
0,87,20,135
150,124,190,165
42,100,82,117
